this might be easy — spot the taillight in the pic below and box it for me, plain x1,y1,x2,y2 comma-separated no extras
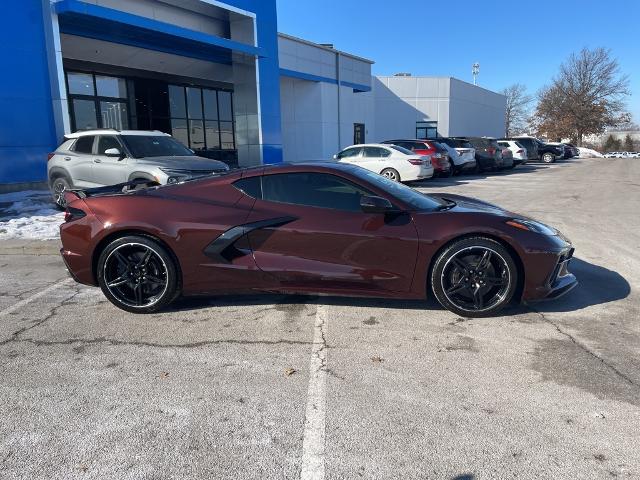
407,159,424,165
517,149,524,154
64,207,86,223
47,153,55,161
487,147,495,155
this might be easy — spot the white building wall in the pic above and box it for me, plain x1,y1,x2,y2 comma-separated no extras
448,78,506,137
371,76,450,140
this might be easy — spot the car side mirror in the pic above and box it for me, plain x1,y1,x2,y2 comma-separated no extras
104,148,122,158
332,154,338,160
360,195,398,214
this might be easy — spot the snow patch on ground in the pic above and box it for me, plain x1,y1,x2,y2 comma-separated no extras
0,190,63,240
577,147,603,158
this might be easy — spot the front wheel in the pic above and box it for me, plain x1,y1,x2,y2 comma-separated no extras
431,237,518,317
380,168,400,182
97,235,180,313
542,153,555,163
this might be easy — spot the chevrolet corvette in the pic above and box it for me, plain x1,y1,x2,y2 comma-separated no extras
60,162,577,317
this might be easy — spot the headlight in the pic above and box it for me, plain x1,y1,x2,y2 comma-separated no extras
506,218,557,235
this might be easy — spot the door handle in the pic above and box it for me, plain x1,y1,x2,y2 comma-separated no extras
94,158,102,163
64,157,71,161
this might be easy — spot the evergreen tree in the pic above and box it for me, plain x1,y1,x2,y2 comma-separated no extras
623,134,634,151
603,134,617,152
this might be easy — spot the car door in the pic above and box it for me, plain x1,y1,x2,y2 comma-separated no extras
244,172,419,294
67,135,96,187
336,146,363,165
92,135,129,186
361,146,392,173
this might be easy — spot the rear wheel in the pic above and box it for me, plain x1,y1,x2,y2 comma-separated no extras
431,237,518,317
542,152,555,163
51,176,71,209
97,235,180,313
380,168,400,182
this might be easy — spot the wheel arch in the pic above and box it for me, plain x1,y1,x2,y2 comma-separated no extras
128,172,157,182
91,229,182,288
425,232,525,302
48,167,72,187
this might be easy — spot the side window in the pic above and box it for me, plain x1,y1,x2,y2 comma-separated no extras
261,173,372,212
363,147,382,157
379,148,392,158
97,136,121,155
337,147,361,159
233,176,261,199
72,136,95,154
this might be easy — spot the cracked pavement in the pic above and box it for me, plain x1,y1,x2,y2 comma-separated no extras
1,158,639,479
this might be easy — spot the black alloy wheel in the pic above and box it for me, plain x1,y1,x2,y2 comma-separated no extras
431,237,518,317
97,235,180,313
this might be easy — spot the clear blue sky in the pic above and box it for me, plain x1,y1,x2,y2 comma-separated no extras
276,0,640,123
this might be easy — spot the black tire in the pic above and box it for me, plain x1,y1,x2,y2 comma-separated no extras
97,235,181,313
380,168,401,182
431,237,518,318
542,152,555,163
51,176,71,209
442,160,454,177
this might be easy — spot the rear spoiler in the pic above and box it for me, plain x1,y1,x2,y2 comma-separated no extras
65,179,160,201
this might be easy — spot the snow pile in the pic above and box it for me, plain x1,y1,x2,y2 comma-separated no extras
577,147,603,158
0,190,63,240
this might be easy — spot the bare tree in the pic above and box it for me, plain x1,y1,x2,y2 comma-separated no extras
501,83,533,137
534,47,630,145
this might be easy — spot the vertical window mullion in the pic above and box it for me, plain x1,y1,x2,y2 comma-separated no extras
183,86,191,148
216,90,222,150
201,88,207,150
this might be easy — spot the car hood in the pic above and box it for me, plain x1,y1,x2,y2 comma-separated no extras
427,193,519,217
134,156,229,171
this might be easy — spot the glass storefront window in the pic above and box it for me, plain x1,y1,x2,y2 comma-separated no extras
100,101,129,130
171,118,189,147
72,99,98,130
169,85,186,118
189,120,205,150
203,89,218,120
220,121,234,149
218,91,233,121
205,121,220,149
186,87,203,119
96,75,127,98
67,72,95,96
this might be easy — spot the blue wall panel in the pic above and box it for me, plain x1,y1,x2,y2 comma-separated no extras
224,0,283,164
0,1,57,184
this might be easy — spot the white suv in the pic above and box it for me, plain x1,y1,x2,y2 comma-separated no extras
47,130,229,207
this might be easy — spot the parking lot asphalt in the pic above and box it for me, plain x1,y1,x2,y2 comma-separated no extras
1,157,639,479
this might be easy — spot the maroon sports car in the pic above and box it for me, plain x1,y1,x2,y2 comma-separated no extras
60,162,577,317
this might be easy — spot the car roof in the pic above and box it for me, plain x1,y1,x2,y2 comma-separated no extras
64,129,170,139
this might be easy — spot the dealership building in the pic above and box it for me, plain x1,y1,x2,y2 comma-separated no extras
0,0,506,188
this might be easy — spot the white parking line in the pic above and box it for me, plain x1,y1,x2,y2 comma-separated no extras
300,304,328,480
0,278,73,317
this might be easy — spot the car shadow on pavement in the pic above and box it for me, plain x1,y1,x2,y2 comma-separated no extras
169,258,629,316
530,257,630,314
410,164,557,188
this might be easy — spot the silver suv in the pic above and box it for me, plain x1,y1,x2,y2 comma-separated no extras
47,129,229,207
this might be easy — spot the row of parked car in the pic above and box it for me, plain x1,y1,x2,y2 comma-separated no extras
603,151,640,158
47,129,579,208
331,136,576,183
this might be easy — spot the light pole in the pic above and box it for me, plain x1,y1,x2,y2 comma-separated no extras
472,63,480,86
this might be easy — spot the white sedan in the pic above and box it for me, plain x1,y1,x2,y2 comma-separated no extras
333,144,434,182
498,140,528,165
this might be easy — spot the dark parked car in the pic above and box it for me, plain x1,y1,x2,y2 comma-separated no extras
454,137,503,171
504,137,539,161
60,162,577,317
381,139,452,176
536,141,564,163
562,143,580,159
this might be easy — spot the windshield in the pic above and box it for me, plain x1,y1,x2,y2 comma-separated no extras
121,135,195,158
349,167,444,211
389,145,415,155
